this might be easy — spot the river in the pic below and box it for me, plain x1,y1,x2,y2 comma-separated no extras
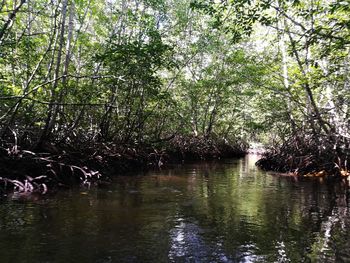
0,155,349,262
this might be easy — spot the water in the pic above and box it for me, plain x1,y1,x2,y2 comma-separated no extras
0,155,350,262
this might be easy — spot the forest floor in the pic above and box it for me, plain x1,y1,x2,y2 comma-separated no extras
0,136,247,195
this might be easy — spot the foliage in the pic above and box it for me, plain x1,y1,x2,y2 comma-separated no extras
0,0,349,175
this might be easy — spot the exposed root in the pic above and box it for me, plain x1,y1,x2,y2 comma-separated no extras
165,135,247,161
256,134,350,179
0,136,247,195
0,146,104,194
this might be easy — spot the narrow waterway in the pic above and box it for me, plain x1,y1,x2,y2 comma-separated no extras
0,155,349,262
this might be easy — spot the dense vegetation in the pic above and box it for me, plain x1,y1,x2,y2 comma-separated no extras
0,0,349,192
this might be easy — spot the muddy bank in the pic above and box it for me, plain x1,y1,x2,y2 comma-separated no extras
256,135,350,179
0,136,247,195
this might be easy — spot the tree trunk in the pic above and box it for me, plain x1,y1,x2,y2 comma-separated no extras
0,0,26,45
36,0,69,147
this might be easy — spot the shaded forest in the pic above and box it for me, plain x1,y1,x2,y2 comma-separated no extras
0,0,349,193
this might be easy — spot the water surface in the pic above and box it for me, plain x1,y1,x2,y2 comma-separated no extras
1,155,350,262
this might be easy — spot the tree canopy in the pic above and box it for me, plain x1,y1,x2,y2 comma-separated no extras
0,0,349,154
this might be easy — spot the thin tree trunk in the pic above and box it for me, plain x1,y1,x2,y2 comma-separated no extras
0,0,26,45
36,0,68,147
278,15,297,134
285,22,329,135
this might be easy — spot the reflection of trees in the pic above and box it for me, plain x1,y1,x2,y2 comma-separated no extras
307,182,350,262
0,157,349,262
174,158,350,262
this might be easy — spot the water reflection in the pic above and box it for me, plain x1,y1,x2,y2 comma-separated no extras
0,155,349,262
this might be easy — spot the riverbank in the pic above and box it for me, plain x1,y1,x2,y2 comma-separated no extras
256,135,350,179
0,136,247,195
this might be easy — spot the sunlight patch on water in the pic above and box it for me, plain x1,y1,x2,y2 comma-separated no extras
168,215,232,262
